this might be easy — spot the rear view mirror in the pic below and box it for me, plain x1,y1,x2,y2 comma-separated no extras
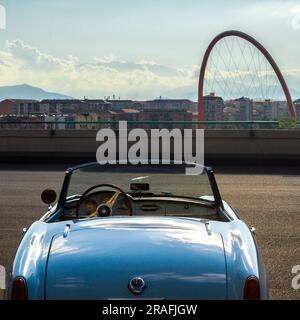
130,183,150,191
41,189,57,205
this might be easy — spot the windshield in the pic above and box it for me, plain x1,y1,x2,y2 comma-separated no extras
67,162,215,203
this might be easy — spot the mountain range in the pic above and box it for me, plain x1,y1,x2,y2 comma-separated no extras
0,83,298,102
0,84,73,101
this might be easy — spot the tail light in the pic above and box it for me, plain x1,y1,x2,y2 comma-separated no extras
11,277,28,300
244,276,260,300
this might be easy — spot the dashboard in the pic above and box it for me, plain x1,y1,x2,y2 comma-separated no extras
65,191,218,220
79,191,131,216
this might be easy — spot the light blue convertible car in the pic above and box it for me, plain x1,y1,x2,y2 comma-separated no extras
6,161,268,300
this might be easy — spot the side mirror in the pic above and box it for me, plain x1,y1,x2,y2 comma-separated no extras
41,189,57,205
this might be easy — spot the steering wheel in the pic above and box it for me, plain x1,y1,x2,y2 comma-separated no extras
76,184,133,218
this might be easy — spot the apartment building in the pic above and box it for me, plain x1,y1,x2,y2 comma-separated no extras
0,99,39,116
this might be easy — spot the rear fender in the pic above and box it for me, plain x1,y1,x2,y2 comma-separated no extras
9,221,64,299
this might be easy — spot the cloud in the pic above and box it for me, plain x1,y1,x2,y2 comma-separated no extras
0,39,197,99
254,1,300,30
0,39,299,100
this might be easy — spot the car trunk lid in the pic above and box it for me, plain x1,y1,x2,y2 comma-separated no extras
46,217,227,299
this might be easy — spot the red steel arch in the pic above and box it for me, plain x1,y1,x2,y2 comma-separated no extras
198,30,297,123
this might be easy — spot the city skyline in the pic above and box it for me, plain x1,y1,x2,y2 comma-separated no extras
0,1,300,99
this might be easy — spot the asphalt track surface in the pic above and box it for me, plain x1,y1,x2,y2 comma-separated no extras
0,163,299,300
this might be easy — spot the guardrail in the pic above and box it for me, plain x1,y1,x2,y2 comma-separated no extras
1,127,300,163
0,120,299,129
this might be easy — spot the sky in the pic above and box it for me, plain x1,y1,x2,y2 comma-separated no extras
0,0,299,100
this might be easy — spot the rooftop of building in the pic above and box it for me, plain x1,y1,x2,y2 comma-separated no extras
83,99,111,104
233,96,252,102
141,108,191,112
149,98,194,103
40,99,83,104
107,99,133,103
121,108,140,113
203,92,223,100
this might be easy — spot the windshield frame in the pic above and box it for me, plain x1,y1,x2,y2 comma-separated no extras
56,161,224,210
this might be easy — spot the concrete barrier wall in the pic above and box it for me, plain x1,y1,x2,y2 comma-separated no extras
0,129,300,163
